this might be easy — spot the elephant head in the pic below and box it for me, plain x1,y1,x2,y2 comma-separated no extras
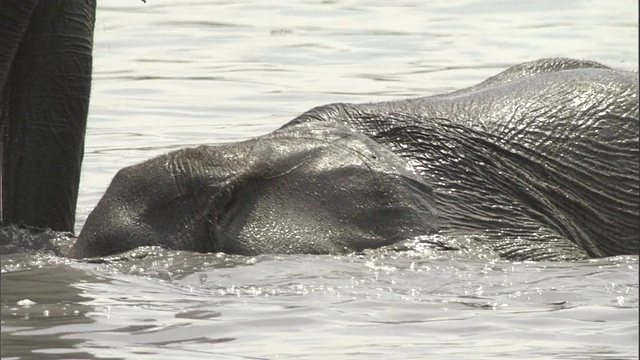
70,122,439,258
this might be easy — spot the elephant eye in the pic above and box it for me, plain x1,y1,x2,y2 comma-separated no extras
213,186,236,221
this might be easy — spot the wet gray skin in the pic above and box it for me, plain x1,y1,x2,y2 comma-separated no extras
71,122,438,258
1,0,95,233
66,58,639,260
287,58,639,260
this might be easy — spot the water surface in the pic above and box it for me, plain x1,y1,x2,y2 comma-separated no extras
2,1,638,359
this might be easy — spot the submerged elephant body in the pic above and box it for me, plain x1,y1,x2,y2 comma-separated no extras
71,58,639,260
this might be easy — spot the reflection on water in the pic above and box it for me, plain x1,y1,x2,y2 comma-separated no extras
2,0,638,358
2,264,97,359
2,250,638,359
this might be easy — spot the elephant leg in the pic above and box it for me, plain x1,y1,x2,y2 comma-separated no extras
1,0,40,226
1,0,96,232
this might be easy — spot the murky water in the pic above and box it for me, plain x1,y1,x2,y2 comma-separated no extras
2,1,638,358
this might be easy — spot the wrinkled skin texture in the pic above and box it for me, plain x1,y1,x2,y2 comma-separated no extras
1,0,96,232
287,58,639,260
73,58,639,261
71,122,438,257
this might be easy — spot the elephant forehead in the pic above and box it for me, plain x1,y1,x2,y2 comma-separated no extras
256,121,424,178
164,129,406,180
303,138,422,181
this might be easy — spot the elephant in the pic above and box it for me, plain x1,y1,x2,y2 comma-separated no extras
69,58,639,261
1,0,97,233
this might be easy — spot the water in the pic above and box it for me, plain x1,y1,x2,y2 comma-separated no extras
2,0,638,358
